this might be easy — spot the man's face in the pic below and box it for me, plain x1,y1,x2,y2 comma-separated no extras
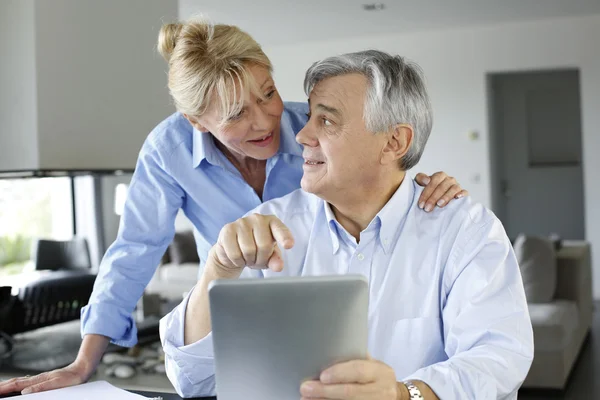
296,73,390,203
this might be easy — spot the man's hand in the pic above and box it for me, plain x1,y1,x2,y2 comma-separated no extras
300,358,403,400
415,171,468,212
0,361,89,395
185,214,294,344
208,213,295,278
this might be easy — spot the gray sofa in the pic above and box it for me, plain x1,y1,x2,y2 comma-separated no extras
522,240,593,389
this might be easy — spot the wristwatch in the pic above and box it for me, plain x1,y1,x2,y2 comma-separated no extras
403,381,425,400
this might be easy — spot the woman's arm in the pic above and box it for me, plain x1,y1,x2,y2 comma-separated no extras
0,334,109,395
81,143,184,345
0,140,185,396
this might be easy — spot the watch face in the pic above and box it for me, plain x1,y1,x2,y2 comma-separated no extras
404,382,424,400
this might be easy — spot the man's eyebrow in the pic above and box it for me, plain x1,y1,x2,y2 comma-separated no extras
314,103,342,117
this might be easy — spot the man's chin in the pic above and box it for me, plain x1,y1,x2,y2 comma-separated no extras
301,179,329,201
300,178,310,192
300,179,318,195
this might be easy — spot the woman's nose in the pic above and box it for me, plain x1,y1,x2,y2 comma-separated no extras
251,104,272,132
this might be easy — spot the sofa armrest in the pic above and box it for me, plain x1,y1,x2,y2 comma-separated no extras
555,240,593,329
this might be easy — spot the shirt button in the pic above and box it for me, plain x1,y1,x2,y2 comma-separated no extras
357,253,365,261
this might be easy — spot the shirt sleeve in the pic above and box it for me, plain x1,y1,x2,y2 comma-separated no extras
81,140,184,347
403,215,534,399
160,267,263,398
160,287,217,397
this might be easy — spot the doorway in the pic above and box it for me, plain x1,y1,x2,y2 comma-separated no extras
488,69,585,240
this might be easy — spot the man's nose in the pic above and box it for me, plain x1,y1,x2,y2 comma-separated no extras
296,124,318,147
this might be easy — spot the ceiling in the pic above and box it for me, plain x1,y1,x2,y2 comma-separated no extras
179,0,600,46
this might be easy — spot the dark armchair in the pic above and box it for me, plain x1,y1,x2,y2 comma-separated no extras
0,270,96,335
31,237,92,271
0,238,96,336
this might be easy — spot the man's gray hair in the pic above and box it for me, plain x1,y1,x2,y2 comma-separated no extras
304,50,433,170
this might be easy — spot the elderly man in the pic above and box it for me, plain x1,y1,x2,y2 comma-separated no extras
160,50,534,399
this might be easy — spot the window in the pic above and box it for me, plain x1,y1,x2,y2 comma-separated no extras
0,177,73,273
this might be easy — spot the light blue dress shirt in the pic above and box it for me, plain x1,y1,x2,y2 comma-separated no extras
160,177,534,399
80,102,308,347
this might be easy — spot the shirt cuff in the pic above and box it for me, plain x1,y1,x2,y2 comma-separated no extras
402,361,496,400
160,286,217,397
403,365,452,400
80,302,138,348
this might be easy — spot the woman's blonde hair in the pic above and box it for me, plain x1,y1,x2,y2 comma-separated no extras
157,19,272,124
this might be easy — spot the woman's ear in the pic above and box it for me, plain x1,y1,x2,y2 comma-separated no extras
381,124,414,165
183,113,208,132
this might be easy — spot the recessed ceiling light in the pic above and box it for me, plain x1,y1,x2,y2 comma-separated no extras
363,3,386,11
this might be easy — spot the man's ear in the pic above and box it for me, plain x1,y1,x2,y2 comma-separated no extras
183,113,209,132
381,124,414,165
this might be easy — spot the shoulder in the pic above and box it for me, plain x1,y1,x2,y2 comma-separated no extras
410,183,511,279
282,102,309,132
283,101,309,115
141,112,194,160
411,182,500,242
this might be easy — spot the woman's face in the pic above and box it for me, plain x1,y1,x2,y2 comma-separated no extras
188,65,284,162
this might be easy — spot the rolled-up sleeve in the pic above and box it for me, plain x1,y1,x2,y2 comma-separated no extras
160,287,217,397
404,217,534,399
81,138,184,347
160,266,265,397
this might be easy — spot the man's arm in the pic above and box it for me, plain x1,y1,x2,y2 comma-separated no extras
184,215,294,344
183,260,232,345
161,282,218,397
161,250,260,397
403,215,534,399
160,214,294,398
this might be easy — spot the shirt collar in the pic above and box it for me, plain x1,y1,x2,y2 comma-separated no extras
375,174,415,253
192,106,304,168
192,127,221,168
321,174,415,255
323,201,342,254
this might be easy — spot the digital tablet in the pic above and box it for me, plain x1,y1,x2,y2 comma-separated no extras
208,275,369,400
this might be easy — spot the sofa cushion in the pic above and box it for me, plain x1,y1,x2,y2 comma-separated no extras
146,262,199,301
168,231,200,265
528,300,579,352
158,262,199,282
510,235,563,252
514,234,557,303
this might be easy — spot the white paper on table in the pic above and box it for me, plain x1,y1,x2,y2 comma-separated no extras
17,381,158,400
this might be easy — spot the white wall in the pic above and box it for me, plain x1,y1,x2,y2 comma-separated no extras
0,0,39,170
263,15,600,297
34,0,177,170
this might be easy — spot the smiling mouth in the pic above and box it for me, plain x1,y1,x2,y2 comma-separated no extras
249,132,273,142
304,159,325,165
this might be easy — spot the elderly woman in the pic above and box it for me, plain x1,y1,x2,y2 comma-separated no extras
0,19,466,395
